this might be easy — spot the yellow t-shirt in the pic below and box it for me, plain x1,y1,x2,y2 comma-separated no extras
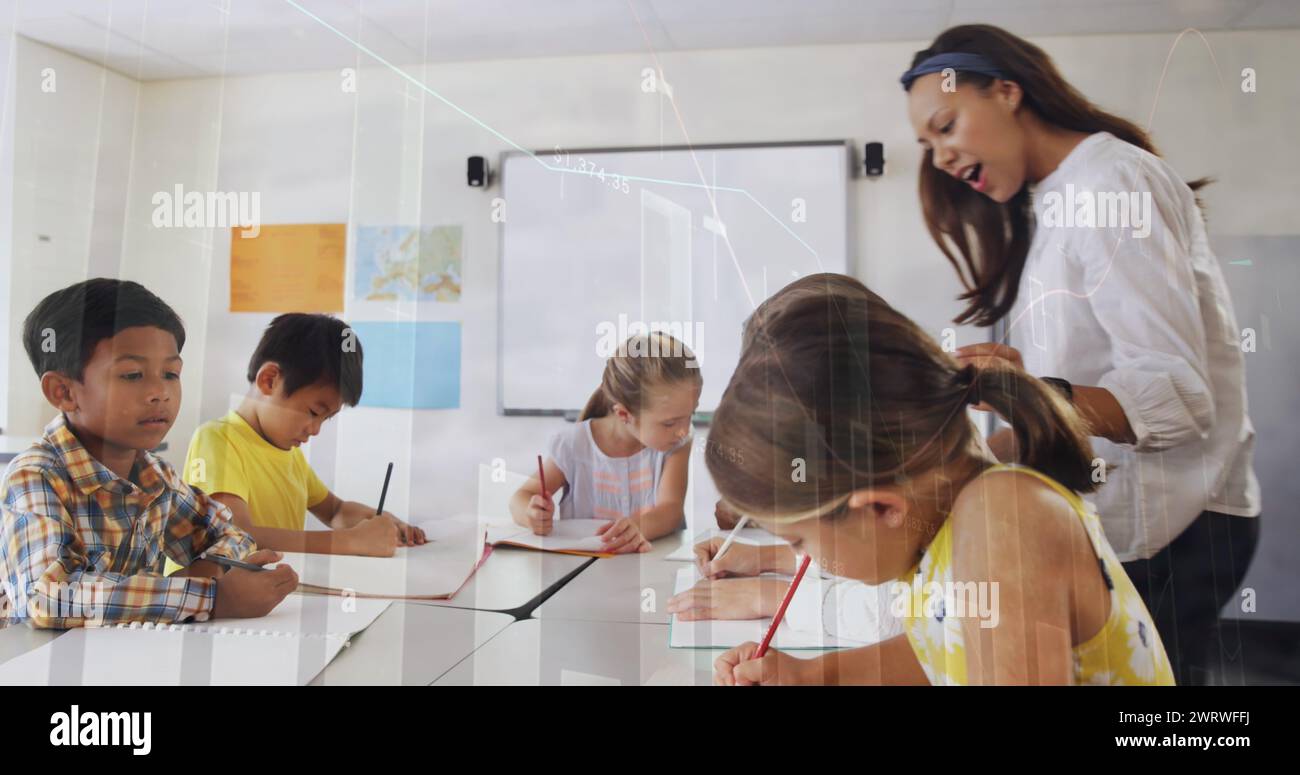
183,410,329,531
898,464,1176,686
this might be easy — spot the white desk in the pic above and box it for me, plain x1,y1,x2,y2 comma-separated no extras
313,604,513,685
434,618,718,686
416,544,593,613
532,532,687,624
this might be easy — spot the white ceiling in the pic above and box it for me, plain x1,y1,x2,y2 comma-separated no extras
8,0,1300,82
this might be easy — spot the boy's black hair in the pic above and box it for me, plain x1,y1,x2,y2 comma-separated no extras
247,314,364,406
22,278,186,381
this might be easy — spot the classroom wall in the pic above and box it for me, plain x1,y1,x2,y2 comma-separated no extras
3,37,139,436
125,37,1002,529
117,77,226,467
0,28,15,431
6,28,1299,594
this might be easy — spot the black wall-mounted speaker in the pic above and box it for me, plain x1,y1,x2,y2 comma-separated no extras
864,142,884,177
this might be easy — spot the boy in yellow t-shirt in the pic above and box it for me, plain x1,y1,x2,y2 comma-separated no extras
184,314,425,556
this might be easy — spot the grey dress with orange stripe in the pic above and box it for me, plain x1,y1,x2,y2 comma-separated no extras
546,420,679,522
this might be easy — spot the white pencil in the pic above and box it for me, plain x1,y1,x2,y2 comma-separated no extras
712,514,750,563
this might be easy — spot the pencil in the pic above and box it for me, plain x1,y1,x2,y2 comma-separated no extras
376,461,394,515
376,461,404,543
536,454,549,501
712,514,750,563
754,553,813,659
203,553,269,573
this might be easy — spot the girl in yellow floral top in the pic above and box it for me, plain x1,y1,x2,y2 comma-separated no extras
706,273,1173,686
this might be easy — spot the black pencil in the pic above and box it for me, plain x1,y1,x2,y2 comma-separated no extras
376,462,394,515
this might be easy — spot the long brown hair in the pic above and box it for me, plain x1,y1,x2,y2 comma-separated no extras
580,331,702,420
907,24,1208,327
705,273,1096,524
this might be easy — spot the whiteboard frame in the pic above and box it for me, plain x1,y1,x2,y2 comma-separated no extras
496,139,857,419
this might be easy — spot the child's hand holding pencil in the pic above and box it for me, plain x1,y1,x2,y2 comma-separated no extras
714,554,815,686
528,454,555,536
693,537,766,578
526,495,555,536
713,642,813,686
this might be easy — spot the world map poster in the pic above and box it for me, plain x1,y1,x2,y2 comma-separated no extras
354,224,463,303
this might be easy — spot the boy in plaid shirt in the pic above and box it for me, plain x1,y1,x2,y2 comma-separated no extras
0,279,297,628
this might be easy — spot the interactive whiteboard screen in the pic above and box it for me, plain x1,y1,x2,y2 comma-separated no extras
499,142,850,416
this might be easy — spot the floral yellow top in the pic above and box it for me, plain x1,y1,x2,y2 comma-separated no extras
897,464,1175,685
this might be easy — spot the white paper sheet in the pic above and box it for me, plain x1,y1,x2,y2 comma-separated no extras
668,567,849,650
277,522,488,599
221,593,391,637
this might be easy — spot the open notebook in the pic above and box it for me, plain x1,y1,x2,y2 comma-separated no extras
0,593,390,685
668,567,849,650
277,519,490,600
484,518,614,557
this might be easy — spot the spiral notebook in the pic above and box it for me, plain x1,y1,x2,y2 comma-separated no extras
0,594,390,685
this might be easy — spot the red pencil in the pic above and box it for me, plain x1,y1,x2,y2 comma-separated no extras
753,553,813,659
536,454,548,501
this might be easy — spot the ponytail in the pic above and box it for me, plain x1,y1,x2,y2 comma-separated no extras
962,363,1097,493
706,272,1097,526
579,387,612,421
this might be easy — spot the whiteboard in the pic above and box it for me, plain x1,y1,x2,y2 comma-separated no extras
499,141,851,415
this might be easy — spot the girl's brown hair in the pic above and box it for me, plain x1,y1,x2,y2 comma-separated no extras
705,273,1096,524
580,331,702,420
907,24,1208,327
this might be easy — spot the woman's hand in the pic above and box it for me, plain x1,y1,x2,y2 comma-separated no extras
955,343,1025,413
955,342,1024,371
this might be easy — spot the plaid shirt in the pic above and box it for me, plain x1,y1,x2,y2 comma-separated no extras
0,414,255,628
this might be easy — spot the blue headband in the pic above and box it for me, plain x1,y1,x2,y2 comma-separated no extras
900,52,1006,90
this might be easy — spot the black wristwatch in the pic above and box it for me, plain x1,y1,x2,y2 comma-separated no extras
1041,376,1074,402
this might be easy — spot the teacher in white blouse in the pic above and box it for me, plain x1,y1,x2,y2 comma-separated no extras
902,25,1260,685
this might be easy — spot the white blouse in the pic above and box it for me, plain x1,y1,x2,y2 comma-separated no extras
1010,131,1259,561
546,420,675,522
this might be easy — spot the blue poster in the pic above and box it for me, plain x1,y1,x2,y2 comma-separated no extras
349,321,461,409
